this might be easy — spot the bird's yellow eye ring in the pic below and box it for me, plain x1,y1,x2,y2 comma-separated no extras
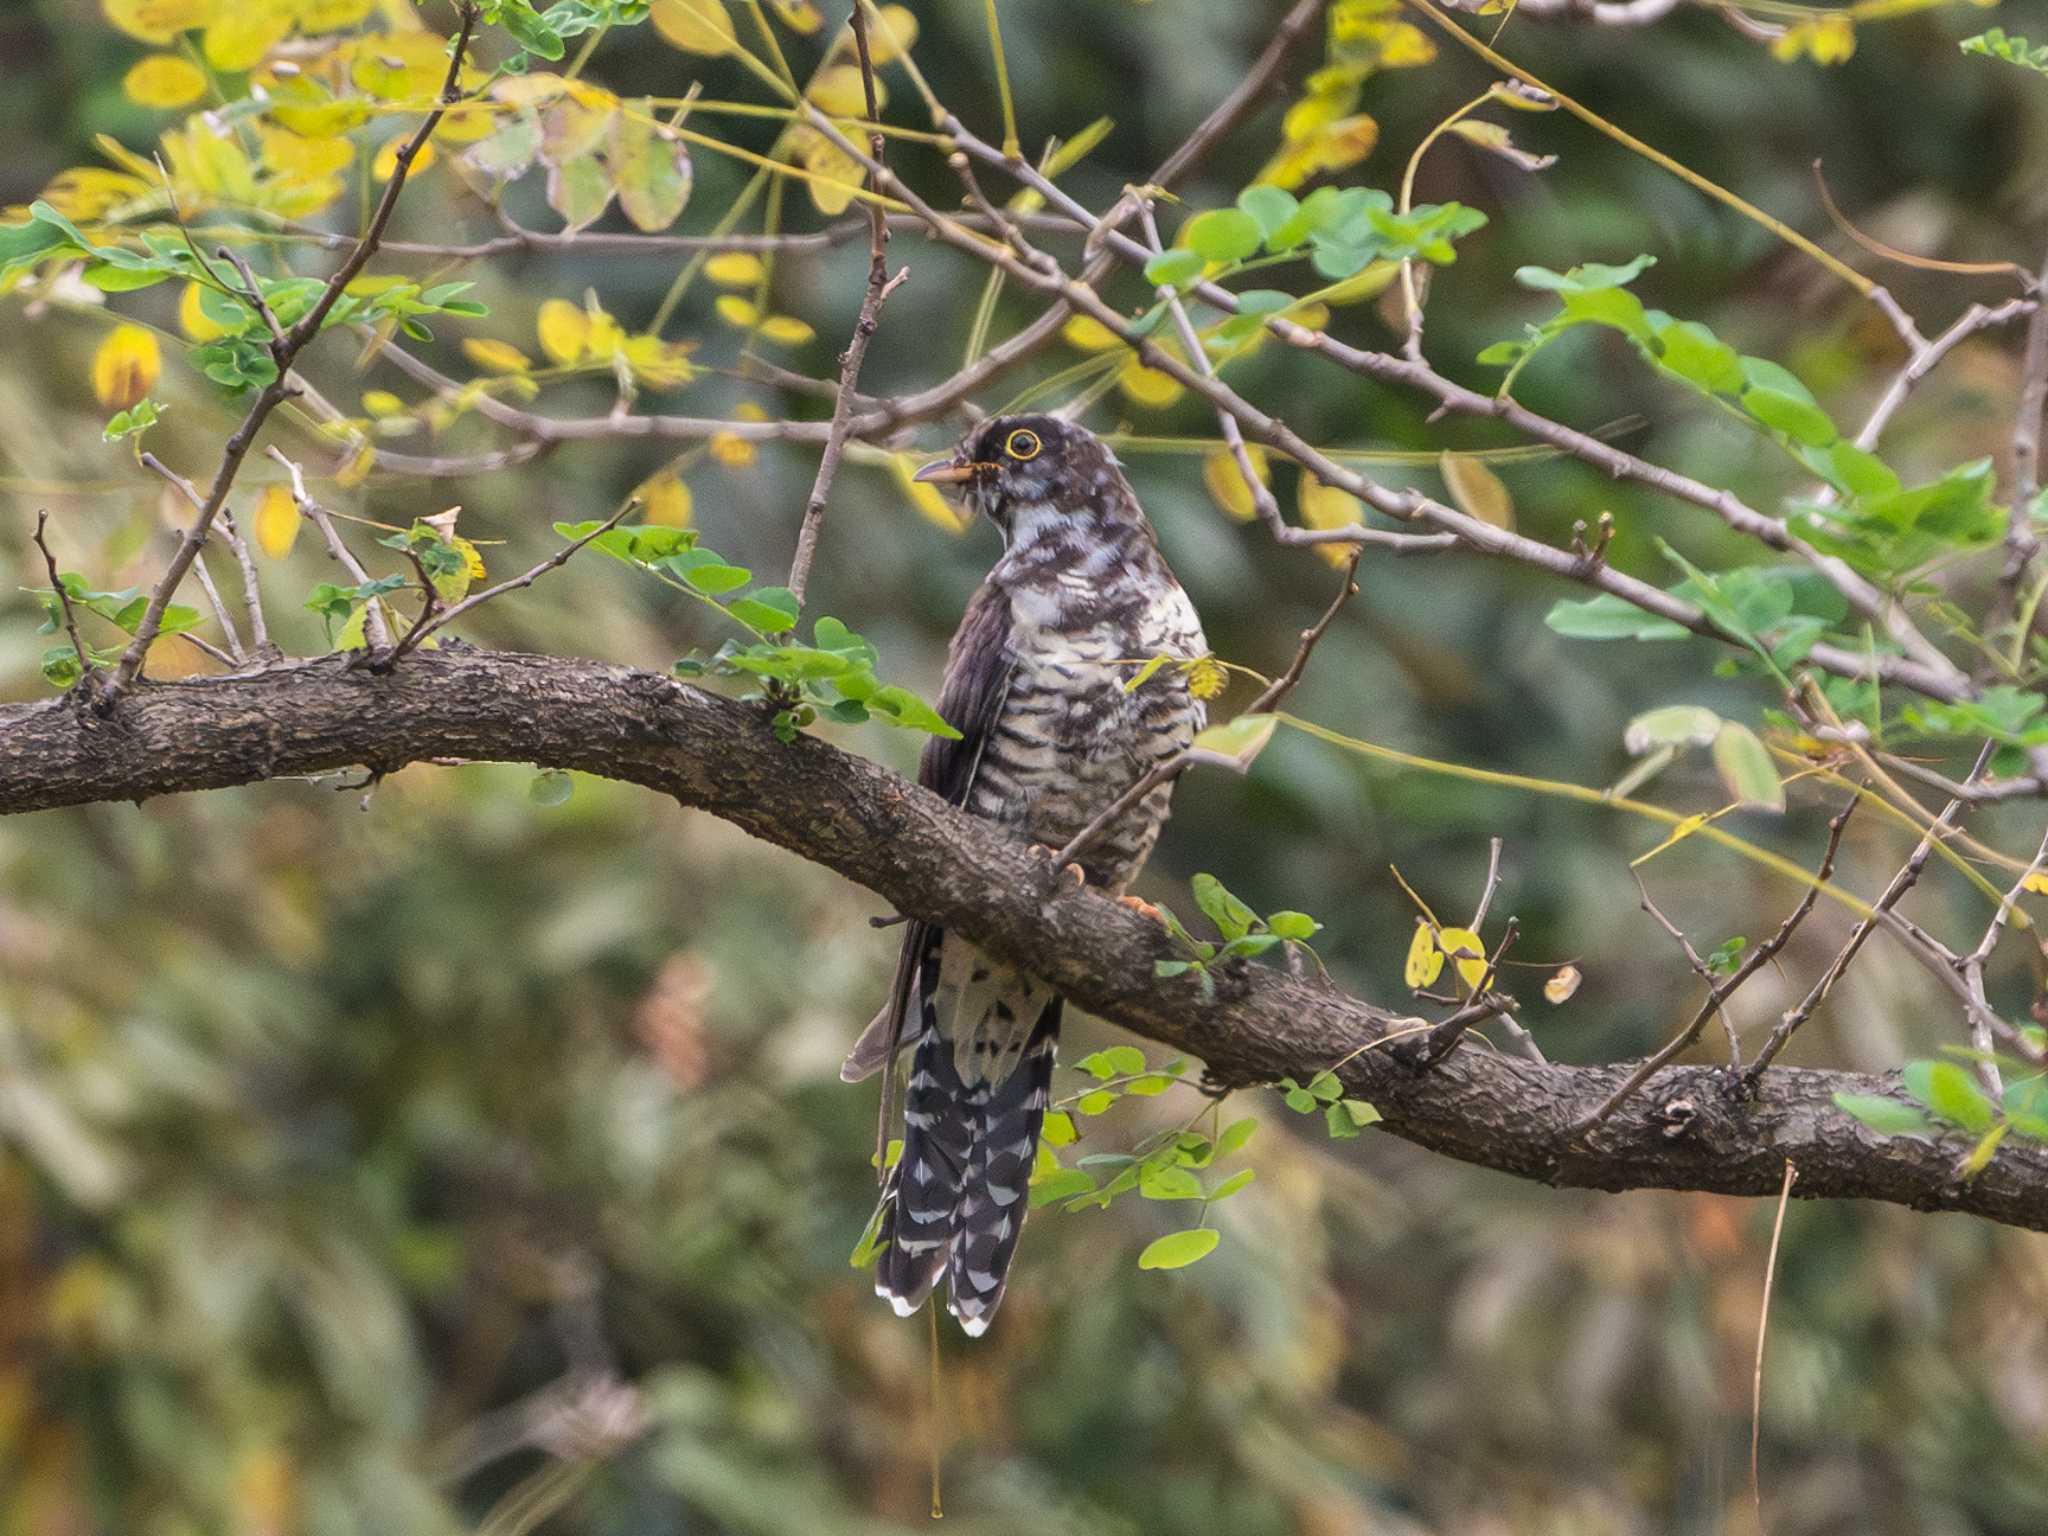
1004,428,1042,461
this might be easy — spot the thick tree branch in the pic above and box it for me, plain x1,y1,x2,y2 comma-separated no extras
4,649,2046,1231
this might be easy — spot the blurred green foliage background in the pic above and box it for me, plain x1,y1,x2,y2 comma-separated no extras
5,1,2048,1531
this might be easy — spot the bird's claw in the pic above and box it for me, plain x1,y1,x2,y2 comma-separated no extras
1117,894,1164,925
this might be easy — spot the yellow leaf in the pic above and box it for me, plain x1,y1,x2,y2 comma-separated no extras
37,167,154,221
265,75,373,138
203,5,292,71
294,0,374,30
794,126,863,216
1317,261,1398,306
1631,812,1710,868
1544,964,1581,1005
92,323,160,410
1436,927,1489,992
1773,14,1854,64
1201,446,1269,523
536,298,588,364
122,54,208,108
431,102,499,144
619,333,698,390
179,281,229,341
1440,452,1514,530
714,294,760,328
361,389,405,418
734,400,770,422
2023,872,2048,896
584,307,624,359
758,314,815,346
1061,313,1121,351
1404,921,1444,989
102,0,215,45
253,483,300,558
349,30,456,98
1298,475,1362,568
767,0,823,33
610,102,693,231
705,252,765,286
462,337,532,374
453,536,486,581
710,430,758,468
807,64,884,117
1185,657,1227,700
639,472,694,527
1261,114,1380,189
889,452,970,532
259,125,355,179
372,136,435,180
335,440,375,487
650,0,736,54
863,4,919,63
1117,352,1184,409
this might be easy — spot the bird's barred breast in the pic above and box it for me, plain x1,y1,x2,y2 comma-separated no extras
971,579,1207,889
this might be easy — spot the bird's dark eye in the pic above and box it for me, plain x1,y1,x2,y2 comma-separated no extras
1003,428,1042,461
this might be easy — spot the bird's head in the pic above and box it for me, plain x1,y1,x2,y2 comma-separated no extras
913,415,1143,549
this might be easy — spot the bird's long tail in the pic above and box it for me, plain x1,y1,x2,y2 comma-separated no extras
873,941,1060,1336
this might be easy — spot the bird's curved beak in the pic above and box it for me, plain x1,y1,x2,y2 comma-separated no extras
912,458,979,485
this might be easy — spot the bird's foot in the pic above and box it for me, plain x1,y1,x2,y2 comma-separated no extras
1030,845,1088,893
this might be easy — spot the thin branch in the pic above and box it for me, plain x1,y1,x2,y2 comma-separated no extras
215,504,275,660
788,0,905,606
1748,754,1990,1080
1753,1159,1798,1530
138,450,246,663
1583,793,1857,1132
396,505,633,657
32,511,91,681
268,447,394,651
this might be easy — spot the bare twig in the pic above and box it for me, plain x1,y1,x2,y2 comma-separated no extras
139,451,246,662
103,2,480,700
1748,753,1992,1080
1753,1159,1798,1533
397,506,635,657
2002,246,2048,627
1586,793,1859,1130
788,0,905,606
1957,822,2048,1098
215,504,274,660
269,447,394,651
32,511,91,681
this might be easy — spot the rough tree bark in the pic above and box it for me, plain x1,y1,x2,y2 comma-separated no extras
4,647,2043,1230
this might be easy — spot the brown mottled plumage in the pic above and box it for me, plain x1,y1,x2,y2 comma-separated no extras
843,415,1208,1336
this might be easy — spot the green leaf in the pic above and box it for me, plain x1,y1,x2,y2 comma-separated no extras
1623,705,1722,754
1028,1167,1096,1208
1143,247,1206,289
1138,1162,1204,1201
1282,1086,1316,1113
1741,385,1837,447
1191,711,1278,768
867,684,961,738
1544,595,1689,641
1324,1101,1362,1139
1078,1045,1147,1079
1267,910,1320,941
40,645,83,689
1216,1116,1259,1158
1075,1089,1117,1116
1834,1092,1934,1136
1041,1110,1077,1147
1184,208,1262,264
1236,185,1299,242
1191,873,1256,943
1340,1099,1381,1128
1711,722,1786,812
1136,1227,1220,1270
1209,1167,1257,1200
529,770,573,807
1514,254,1655,293
1903,1059,1997,1133
725,588,801,634
609,100,693,231
1305,1069,1342,1102
102,398,164,443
